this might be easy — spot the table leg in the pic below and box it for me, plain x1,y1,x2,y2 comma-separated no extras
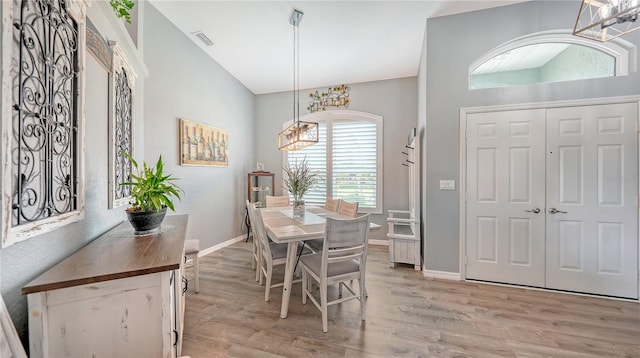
280,241,298,318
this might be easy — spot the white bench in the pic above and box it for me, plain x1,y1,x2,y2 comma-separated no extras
387,209,420,270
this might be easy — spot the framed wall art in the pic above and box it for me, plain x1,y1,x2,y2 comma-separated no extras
179,118,228,167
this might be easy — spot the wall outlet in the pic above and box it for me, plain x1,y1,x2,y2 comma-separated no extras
439,180,455,190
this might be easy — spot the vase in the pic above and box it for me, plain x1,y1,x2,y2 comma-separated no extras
292,200,305,218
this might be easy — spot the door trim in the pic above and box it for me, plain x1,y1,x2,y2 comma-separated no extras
459,95,640,298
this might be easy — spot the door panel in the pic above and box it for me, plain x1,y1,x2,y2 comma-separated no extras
466,109,546,286
546,103,638,299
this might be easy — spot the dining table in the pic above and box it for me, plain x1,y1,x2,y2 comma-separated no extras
259,205,379,318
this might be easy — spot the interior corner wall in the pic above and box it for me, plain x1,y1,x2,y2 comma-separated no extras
417,19,427,268
425,1,640,273
254,77,418,241
142,3,255,248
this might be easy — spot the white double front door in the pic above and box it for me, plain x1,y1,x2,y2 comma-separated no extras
465,102,638,299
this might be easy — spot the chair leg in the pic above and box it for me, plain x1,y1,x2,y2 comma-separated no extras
338,282,343,298
258,254,264,285
359,277,366,321
251,240,256,270
301,269,307,304
320,279,328,333
264,264,273,302
255,250,261,282
194,255,200,293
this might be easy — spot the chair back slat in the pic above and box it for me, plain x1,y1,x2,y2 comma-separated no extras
266,195,290,208
324,197,341,212
248,201,272,259
337,201,358,217
322,214,370,273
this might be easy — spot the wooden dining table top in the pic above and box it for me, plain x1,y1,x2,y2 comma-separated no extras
260,205,379,243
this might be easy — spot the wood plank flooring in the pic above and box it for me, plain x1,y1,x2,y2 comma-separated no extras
181,242,640,357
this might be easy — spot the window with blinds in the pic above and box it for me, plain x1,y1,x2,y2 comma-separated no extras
284,111,382,213
287,123,327,204
332,120,377,209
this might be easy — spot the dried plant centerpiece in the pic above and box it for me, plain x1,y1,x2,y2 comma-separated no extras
283,157,321,217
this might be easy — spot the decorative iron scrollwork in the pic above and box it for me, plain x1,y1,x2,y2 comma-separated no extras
12,0,79,226
114,67,133,200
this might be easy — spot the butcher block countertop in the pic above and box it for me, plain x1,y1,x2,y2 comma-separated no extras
22,215,188,295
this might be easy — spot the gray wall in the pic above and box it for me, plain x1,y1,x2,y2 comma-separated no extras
142,3,255,246
255,77,418,240
1,1,255,345
0,50,128,342
424,0,640,273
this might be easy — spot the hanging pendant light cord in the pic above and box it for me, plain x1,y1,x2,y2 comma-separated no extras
293,16,300,127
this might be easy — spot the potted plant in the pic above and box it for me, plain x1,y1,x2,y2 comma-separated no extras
283,157,321,217
120,151,182,234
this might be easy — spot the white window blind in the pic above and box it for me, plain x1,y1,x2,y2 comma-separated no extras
287,123,327,205
284,111,382,213
332,120,377,209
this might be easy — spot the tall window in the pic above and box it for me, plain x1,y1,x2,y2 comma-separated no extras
285,111,383,214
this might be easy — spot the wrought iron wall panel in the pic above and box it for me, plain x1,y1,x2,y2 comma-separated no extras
109,44,136,208
11,0,79,226
113,68,132,200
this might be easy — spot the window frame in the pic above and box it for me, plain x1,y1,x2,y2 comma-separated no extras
468,30,636,90
108,42,137,209
283,110,383,214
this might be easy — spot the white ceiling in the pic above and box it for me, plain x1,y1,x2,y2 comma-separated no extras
149,1,529,94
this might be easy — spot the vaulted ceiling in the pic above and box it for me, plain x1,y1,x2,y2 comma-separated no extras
150,1,530,94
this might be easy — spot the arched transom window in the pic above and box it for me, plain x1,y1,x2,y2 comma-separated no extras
469,31,635,90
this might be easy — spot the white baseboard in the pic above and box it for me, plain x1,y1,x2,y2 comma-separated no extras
423,269,462,281
198,235,246,258
368,239,389,246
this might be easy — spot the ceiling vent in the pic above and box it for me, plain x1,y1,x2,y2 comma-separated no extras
192,31,214,47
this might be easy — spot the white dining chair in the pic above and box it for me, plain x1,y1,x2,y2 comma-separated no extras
249,202,310,301
266,195,290,208
338,200,359,217
300,214,370,332
246,200,262,282
184,239,200,293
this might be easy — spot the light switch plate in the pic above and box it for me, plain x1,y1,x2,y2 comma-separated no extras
439,180,455,190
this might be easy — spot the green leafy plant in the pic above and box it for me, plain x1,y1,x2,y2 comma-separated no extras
120,151,182,212
110,0,135,24
283,157,321,202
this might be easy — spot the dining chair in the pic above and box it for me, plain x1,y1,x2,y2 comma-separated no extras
246,200,262,282
324,197,341,212
266,195,290,208
300,214,370,332
250,201,311,301
338,200,359,217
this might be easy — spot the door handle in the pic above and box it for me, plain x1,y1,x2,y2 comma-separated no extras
548,207,567,214
525,207,541,214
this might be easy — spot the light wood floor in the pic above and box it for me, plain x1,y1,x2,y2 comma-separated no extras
181,241,640,357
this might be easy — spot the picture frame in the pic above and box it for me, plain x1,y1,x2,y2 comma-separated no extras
179,118,229,167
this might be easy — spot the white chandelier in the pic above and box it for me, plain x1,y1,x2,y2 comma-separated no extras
574,0,640,41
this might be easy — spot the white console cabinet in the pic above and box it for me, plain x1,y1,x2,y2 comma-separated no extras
23,215,188,358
